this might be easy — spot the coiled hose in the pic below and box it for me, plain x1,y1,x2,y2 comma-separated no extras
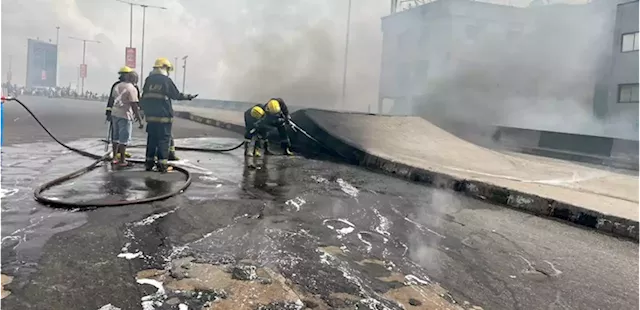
2,97,245,209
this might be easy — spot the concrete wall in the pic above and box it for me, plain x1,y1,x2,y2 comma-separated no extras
605,1,639,121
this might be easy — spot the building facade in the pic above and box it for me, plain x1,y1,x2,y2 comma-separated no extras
378,0,637,138
593,1,638,124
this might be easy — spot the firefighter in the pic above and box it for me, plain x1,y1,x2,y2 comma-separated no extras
263,98,293,156
106,66,136,159
139,57,197,173
243,104,268,157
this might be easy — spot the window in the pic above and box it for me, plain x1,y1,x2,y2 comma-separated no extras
618,84,639,103
621,32,639,52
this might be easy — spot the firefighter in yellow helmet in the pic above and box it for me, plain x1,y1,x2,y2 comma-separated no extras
243,105,267,156
139,57,198,173
248,98,293,156
106,66,136,160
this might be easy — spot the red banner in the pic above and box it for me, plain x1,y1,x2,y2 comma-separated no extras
125,47,137,68
80,64,87,78
41,70,47,80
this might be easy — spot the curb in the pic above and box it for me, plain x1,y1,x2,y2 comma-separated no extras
177,109,639,241
174,110,245,135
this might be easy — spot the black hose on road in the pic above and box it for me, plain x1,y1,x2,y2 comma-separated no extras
3,97,243,209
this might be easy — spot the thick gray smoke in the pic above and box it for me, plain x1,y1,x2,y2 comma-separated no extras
410,1,636,138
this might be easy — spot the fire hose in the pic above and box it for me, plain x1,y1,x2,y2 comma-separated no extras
2,96,244,209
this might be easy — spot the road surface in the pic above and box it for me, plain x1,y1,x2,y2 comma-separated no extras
1,96,637,310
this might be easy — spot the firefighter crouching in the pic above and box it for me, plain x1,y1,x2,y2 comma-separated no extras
139,57,197,173
264,98,293,156
106,66,137,160
243,105,269,157
243,98,293,156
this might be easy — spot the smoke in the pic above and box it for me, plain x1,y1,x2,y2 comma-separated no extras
408,1,637,138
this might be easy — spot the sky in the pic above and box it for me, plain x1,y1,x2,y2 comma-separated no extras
1,0,589,110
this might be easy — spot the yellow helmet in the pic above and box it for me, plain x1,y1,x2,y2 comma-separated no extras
265,99,281,114
250,106,266,119
118,66,133,74
153,57,173,71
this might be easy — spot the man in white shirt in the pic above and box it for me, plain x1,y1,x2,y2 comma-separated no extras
110,70,142,166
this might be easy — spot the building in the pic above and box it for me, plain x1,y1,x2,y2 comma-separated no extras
593,1,638,124
377,0,636,138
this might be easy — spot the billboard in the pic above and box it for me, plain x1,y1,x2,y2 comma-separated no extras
125,47,136,68
80,64,87,78
26,39,58,89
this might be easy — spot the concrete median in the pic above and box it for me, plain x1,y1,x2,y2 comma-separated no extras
175,106,639,241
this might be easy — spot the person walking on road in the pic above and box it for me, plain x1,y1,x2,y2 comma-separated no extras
139,57,197,173
110,69,142,166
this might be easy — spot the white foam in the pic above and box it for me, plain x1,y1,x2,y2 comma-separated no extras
310,175,329,183
118,252,143,260
285,197,306,211
372,208,391,238
133,210,174,226
336,178,359,198
171,159,213,175
178,304,188,310
357,233,372,252
98,304,122,310
323,219,356,239
0,188,19,198
198,176,218,181
137,278,166,310
404,274,431,286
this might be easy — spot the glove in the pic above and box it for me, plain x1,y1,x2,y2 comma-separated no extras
186,94,199,100
105,111,112,122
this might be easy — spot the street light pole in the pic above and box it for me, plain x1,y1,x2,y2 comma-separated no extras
174,57,178,81
182,55,188,93
68,36,101,94
115,0,136,48
138,3,167,88
340,0,352,108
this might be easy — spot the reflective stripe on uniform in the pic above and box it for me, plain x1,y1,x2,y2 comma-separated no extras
159,159,168,164
142,93,168,100
146,157,155,161
169,146,176,152
146,116,173,123
105,107,112,111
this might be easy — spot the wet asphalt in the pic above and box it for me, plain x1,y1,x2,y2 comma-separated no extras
1,96,638,310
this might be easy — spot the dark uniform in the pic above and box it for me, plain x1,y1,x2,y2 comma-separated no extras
139,72,192,172
243,104,270,155
263,98,292,154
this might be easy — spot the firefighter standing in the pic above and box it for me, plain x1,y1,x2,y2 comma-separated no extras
139,57,197,173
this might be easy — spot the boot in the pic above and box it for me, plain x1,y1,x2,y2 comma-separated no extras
281,142,293,156
263,141,274,155
244,139,253,157
168,152,180,161
145,160,155,171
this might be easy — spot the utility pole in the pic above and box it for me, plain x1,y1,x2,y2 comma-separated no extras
340,0,352,108
115,0,135,47
139,3,167,88
182,55,188,93
68,36,101,94
174,57,178,81
7,55,12,84
56,26,60,87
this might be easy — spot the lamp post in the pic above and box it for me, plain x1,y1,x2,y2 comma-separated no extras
68,36,101,94
139,3,167,87
340,0,352,108
181,55,188,93
55,26,60,87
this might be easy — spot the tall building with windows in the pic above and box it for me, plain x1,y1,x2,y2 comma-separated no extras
378,0,637,136
593,0,638,122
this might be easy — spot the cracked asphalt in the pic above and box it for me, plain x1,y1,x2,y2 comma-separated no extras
1,96,638,310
